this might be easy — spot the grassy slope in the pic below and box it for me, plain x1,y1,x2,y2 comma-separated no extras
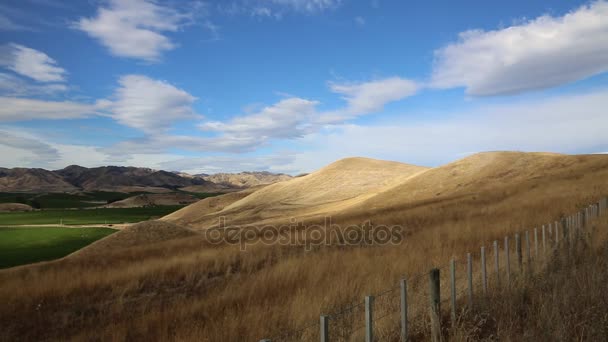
0,153,607,341
0,227,116,268
0,206,185,225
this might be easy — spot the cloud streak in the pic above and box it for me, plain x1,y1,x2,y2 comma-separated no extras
0,43,66,82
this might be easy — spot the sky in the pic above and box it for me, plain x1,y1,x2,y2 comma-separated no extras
0,0,607,175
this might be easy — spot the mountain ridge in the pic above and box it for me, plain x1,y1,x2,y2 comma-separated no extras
0,165,292,193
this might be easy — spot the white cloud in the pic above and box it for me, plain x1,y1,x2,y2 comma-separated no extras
188,77,417,151
431,1,608,95
75,0,196,62
354,16,365,26
0,97,97,122
0,43,66,82
0,72,68,97
325,77,418,121
103,74,198,133
201,97,319,139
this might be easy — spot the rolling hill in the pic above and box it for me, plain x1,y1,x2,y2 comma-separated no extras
164,152,608,230
3,151,608,342
162,157,429,228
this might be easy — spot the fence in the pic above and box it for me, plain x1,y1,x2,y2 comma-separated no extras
259,197,608,341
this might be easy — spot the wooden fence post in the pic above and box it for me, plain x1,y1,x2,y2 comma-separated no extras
365,296,374,342
320,315,329,342
400,279,408,342
534,227,538,259
504,237,510,285
450,259,457,323
429,268,442,342
467,253,473,306
493,240,500,287
525,230,531,265
542,225,546,254
481,247,487,294
515,233,522,271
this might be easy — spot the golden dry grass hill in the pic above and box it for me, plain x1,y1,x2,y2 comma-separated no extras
162,157,428,229
2,151,608,341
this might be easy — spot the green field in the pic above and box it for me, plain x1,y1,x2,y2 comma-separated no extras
0,206,184,225
0,191,222,209
0,191,137,209
0,227,116,268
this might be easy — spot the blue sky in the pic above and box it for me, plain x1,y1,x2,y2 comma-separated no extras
1,0,607,174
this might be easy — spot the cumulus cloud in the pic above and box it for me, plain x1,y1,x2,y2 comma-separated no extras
186,77,418,151
75,0,198,62
431,1,608,95
201,97,319,139
0,43,66,82
328,77,418,118
103,74,198,133
0,97,97,122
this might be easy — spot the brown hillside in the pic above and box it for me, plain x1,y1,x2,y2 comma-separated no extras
0,168,77,192
105,193,198,208
167,157,428,228
161,185,266,226
73,221,197,258
0,203,33,212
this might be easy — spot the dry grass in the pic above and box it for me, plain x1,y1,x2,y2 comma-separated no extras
1,152,608,341
450,214,608,342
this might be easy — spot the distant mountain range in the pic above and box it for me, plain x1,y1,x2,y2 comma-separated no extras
0,166,292,193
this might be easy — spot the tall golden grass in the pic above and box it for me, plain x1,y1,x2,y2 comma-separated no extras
1,153,608,341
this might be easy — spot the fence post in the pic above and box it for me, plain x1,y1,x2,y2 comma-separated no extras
542,225,546,254
319,315,328,342
582,209,586,229
504,237,510,285
534,227,538,259
365,296,374,342
525,230,531,265
400,279,408,342
555,223,560,247
515,233,522,271
429,268,442,342
493,240,500,287
467,253,473,306
450,259,457,324
481,247,487,294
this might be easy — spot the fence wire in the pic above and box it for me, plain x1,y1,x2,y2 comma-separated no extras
261,198,607,341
